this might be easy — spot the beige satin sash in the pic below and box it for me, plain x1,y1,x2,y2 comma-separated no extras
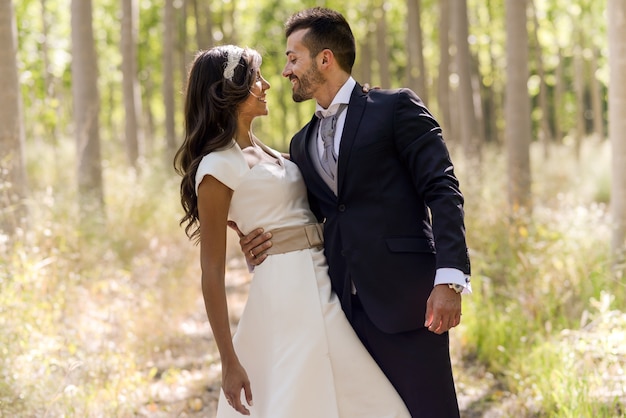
264,223,324,255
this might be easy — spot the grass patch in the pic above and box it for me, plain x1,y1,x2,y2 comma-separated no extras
457,140,625,416
0,145,202,416
1,139,624,416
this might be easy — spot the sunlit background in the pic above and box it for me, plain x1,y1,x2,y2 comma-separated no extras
1,0,625,416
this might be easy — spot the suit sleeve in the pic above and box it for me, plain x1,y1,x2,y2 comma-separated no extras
392,89,471,274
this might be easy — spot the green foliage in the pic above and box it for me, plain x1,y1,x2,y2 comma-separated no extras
5,0,621,415
0,142,200,416
13,0,609,151
523,292,626,417
457,141,624,416
4,136,624,416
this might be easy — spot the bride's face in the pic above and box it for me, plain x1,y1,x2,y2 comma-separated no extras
239,69,270,119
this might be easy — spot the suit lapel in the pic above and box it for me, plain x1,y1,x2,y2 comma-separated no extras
337,84,367,195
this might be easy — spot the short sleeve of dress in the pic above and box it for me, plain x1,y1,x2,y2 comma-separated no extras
194,144,249,195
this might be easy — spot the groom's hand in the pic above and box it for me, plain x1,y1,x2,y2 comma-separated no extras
362,83,380,93
424,285,462,334
228,221,272,266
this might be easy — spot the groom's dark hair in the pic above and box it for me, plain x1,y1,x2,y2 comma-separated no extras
285,7,356,74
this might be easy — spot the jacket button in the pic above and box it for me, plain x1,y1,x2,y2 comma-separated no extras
338,204,346,212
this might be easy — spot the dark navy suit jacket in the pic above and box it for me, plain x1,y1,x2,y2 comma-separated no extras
290,83,470,334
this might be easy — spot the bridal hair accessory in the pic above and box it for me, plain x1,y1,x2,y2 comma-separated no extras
223,46,244,81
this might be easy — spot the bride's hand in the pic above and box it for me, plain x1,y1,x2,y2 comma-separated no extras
362,83,380,93
222,362,253,415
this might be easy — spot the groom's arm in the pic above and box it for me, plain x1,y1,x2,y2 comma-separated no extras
227,221,272,266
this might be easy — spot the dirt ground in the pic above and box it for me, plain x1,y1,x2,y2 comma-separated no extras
135,264,519,418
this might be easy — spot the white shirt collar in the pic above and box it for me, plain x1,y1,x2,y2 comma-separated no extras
315,77,356,118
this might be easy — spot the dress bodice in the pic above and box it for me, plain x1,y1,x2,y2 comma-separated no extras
195,142,317,235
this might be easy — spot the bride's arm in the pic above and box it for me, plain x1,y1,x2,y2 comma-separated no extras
198,175,253,415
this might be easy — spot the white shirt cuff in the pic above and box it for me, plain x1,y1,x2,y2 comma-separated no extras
434,268,472,294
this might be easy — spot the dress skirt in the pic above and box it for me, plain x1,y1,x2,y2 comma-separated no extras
215,248,410,418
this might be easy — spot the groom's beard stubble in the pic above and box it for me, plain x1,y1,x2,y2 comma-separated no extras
290,62,325,103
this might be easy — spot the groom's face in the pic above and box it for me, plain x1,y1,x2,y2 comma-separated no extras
283,29,325,103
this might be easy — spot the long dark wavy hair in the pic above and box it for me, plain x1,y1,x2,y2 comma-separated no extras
173,45,262,241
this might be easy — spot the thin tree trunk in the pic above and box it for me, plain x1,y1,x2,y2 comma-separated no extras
554,47,565,144
40,0,64,181
179,0,189,94
406,0,427,101
486,0,502,145
530,0,552,158
376,2,391,88
357,27,373,87
608,0,626,265
71,0,105,227
505,0,531,210
121,0,142,169
163,0,176,160
41,0,55,123
191,0,212,49
452,0,480,163
0,0,28,233
590,46,605,141
573,43,585,159
470,51,486,148
226,0,237,45
143,78,155,156
437,0,453,139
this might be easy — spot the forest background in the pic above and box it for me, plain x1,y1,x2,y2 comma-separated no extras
1,0,625,416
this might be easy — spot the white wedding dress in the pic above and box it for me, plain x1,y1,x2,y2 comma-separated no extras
195,141,410,418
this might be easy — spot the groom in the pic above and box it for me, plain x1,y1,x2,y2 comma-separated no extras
240,7,471,417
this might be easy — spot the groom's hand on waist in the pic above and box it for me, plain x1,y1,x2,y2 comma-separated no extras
228,221,272,266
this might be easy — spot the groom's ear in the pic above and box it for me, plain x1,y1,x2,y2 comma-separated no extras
319,49,333,67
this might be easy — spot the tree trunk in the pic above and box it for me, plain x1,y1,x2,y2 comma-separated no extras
530,0,553,158
0,0,28,234
144,79,155,155
179,0,189,97
608,0,626,265
358,35,373,88
191,0,213,49
376,2,391,88
452,0,480,163
485,0,502,145
470,51,486,148
71,0,105,226
121,0,143,169
163,0,177,160
437,0,453,139
505,0,531,210
406,0,427,102
590,46,605,141
224,0,238,45
554,47,565,144
573,43,585,159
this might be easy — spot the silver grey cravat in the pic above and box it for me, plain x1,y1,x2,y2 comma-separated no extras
318,104,347,180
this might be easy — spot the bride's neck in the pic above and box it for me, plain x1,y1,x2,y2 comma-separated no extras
235,116,255,148
235,130,255,149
